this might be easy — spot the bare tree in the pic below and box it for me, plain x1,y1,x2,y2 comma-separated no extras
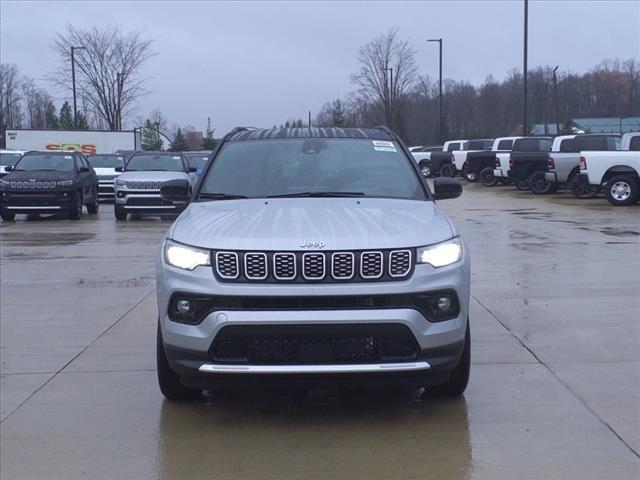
51,24,154,130
350,27,418,134
0,64,23,130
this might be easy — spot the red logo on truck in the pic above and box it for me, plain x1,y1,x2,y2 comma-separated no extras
45,143,97,155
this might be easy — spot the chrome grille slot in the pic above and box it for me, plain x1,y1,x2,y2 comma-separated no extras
360,251,383,279
303,252,326,280
389,250,412,278
273,253,296,280
331,252,354,280
215,252,239,279
244,252,267,280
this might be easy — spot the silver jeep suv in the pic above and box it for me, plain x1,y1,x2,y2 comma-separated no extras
156,127,471,400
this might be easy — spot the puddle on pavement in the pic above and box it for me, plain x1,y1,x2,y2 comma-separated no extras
1,232,95,246
600,227,640,238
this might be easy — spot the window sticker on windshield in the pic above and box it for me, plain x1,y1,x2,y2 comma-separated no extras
374,146,397,152
65,155,73,160
372,140,394,148
172,156,181,160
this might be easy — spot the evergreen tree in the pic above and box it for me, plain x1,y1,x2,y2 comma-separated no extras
141,119,163,150
45,101,59,129
169,127,188,151
201,118,217,150
59,102,74,129
74,111,89,130
330,99,345,127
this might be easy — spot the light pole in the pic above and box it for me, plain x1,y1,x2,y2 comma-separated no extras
427,38,443,143
116,72,122,130
71,46,85,128
523,0,529,135
383,67,393,126
553,65,559,135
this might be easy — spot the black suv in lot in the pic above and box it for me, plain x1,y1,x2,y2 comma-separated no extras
0,151,99,221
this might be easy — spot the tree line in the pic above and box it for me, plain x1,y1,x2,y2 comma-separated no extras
313,28,640,145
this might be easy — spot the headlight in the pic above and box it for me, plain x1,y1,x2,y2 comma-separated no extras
417,237,463,268
163,239,211,271
57,180,73,187
115,179,126,187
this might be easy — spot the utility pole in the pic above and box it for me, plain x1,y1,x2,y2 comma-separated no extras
384,67,393,127
553,65,559,135
308,110,311,128
71,46,85,128
523,0,529,135
427,38,443,143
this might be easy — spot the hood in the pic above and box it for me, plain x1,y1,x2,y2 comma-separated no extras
170,198,454,251
94,167,119,175
1,170,74,182
118,171,189,182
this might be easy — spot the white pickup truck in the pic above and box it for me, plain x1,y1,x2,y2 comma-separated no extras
412,140,466,177
492,137,524,181
451,139,494,181
0,150,25,177
575,132,640,205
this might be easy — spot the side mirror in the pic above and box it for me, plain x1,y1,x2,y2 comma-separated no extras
4,166,13,172
433,177,462,200
188,166,197,173
115,166,123,172
79,166,90,173
160,179,190,205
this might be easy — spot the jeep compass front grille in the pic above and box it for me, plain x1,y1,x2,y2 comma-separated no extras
213,249,414,283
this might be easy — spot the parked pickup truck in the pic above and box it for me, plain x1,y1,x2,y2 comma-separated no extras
459,137,519,185
545,134,620,198
574,132,640,205
452,139,494,181
415,140,466,177
517,135,576,194
492,137,524,183
507,137,553,191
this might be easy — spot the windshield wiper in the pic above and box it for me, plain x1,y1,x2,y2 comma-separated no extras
199,193,249,200
267,191,365,198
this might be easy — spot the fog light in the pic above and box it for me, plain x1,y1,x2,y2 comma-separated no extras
176,299,191,314
437,296,452,311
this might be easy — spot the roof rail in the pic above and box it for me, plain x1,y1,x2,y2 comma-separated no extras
373,125,397,138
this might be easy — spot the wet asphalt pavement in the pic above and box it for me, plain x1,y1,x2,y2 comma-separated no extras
1,183,639,479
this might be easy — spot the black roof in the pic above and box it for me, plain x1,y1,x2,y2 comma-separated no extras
23,150,82,156
227,127,395,142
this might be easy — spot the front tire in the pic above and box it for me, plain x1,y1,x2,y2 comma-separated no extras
605,175,639,206
439,163,455,178
462,163,477,182
157,323,202,401
69,192,82,220
87,189,99,214
420,162,431,178
479,167,499,186
425,321,470,398
114,205,127,221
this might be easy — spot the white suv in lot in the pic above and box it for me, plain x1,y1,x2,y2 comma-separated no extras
155,127,471,401
113,151,196,220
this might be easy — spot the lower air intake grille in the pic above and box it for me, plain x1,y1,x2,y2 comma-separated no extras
210,324,420,365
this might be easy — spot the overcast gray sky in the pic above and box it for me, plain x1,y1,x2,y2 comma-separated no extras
1,0,638,133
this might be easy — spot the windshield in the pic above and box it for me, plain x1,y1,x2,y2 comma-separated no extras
88,155,125,168
184,153,209,169
125,154,185,172
199,138,426,200
14,154,75,171
0,152,23,166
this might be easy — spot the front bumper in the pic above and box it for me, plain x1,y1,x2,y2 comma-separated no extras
98,181,115,200
156,244,470,384
115,188,181,213
1,190,75,214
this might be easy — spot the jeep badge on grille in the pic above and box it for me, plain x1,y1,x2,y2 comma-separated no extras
299,240,325,248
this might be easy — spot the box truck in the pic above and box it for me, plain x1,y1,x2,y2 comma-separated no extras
4,129,140,155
